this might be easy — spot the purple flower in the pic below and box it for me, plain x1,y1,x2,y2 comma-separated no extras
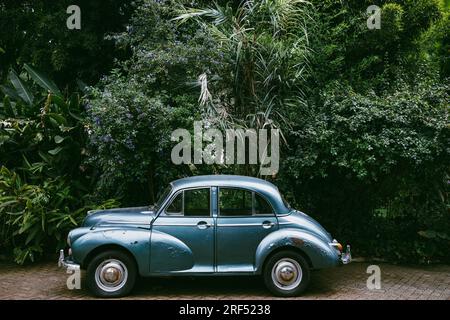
125,138,135,150
102,134,113,143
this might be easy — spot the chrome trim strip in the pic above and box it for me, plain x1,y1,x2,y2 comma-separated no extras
153,223,199,227
217,223,264,227
99,220,150,226
156,222,276,227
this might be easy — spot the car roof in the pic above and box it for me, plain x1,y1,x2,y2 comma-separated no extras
170,175,290,214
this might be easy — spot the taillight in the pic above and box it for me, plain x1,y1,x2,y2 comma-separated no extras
329,240,343,252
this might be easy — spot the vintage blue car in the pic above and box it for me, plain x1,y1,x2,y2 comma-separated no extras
59,175,351,297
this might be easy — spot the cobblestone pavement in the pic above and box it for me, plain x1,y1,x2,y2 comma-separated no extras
0,261,448,300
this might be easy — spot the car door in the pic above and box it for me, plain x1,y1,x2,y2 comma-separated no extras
216,187,278,272
150,187,214,273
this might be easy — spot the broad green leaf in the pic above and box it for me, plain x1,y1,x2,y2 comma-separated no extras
21,154,32,169
11,214,23,224
54,135,65,144
48,146,63,155
18,220,35,234
0,196,18,202
0,135,9,146
25,227,40,245
46,113,67,125
9,69,34,105
51,95,70,115
1,85,21,102
0,200,18,208
67,93,83,121
38,150,51,163
24,64,62,96
59,125,76,132
69,215,78,225
2,96,16,117
69,111,83,122
5,211,23,216
418,230,437,239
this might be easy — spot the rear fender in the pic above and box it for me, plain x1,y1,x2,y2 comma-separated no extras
255,228,340,273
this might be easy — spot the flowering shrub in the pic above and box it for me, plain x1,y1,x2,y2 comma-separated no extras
86,76,177,204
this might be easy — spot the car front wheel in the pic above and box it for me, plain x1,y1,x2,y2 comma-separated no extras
263,251,310,297
87,250,137,297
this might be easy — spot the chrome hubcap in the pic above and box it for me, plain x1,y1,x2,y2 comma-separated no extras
271,258,302,291
279,266,295,281
95,259,128,292
104,267,120,283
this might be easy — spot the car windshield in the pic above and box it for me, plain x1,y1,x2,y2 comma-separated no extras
153,185,172,210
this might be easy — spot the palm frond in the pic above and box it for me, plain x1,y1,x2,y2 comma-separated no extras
172,3,228,26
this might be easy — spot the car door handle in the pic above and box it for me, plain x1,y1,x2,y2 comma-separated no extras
262,221,275,229
197,221,211,230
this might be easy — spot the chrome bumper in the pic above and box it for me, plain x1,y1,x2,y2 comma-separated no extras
329,241,352,265
340,245,352,264
58,249,80,270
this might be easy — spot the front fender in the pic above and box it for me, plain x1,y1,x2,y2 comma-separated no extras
255,228,340,273
149,230,194,273
71,227,151,276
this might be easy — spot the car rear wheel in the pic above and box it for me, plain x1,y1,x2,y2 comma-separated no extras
263,250,310,297
87,250,136,297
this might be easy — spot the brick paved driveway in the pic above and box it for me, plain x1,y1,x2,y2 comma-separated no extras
0,261,448,300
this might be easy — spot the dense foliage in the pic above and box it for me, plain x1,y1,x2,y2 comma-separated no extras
0,65,118,263
281,80,449,262
0,0,134,88
278,0,450,263
1,0,449,264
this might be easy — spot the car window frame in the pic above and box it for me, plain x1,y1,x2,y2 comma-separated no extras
218,187,275,218
164,190,184,216
162,187,212,218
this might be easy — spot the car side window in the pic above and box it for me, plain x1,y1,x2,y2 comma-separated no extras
184,188,210,216
166,192,182,215
219,188,274,216
219,188,253,216
165,188,210,217
254,193,274,215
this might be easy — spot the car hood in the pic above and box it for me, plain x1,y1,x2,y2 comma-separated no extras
82,206,155,228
